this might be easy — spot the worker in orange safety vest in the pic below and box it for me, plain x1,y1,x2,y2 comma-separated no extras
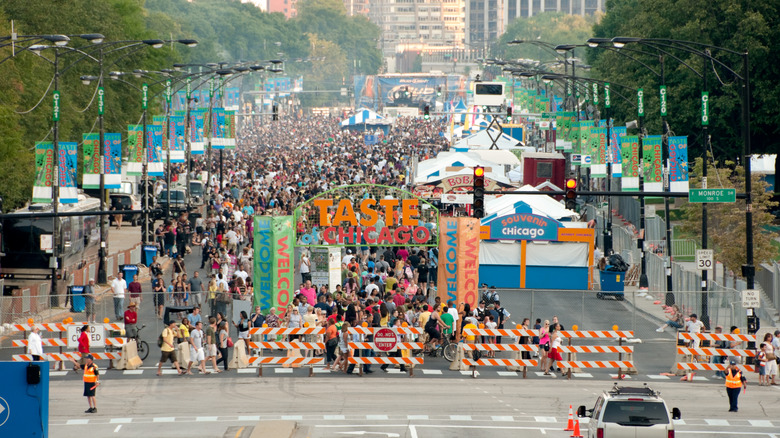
81,354,100,414
725,358,747,412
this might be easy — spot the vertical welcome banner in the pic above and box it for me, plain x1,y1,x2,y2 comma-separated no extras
103,133,122,189
610,126,626,177
33,142,55,202
457,218,480,309
82,133,101,189
253,216,273,312
438,217,459,305
643,135,664,192
127,125,143,176
668,136,689,192
169,116,186,163
58,142,78,204
271,216,295,313
620,135,640,191
590,127,608,177
190,109,205,155
146,125,164,176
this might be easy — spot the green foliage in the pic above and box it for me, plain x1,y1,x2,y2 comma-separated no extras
494,13,598,63
589,0,780,159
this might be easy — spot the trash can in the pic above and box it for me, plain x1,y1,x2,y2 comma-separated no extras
121,264,140,283
70,285,85,313
597,270,625,300
143,245,158,266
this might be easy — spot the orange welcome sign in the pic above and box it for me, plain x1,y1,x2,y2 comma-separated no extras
312,198,420,227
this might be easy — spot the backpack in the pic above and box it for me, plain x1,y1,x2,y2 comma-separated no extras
425,316,437,331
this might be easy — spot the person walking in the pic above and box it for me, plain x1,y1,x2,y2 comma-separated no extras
124,302,138,340
80,354,100,413
216,321,230,371
27,326,43,361
111,272,127,322
300,249,311,284
157,321,183,376
84,279,96,324
725,359,747,412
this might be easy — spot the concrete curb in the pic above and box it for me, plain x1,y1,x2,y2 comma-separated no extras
249,420,297,438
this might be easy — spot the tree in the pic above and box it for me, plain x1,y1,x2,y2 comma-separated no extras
300,33,348,107
494,13,598,63
678,157,778,276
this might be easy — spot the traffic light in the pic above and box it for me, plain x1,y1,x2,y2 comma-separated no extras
565,178,578,210
437,86,442,97
424,105,430,120
272,104,279,121
472,166,485,218
506,106,513,122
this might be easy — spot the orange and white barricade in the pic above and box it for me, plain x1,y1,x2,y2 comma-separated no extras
347,327,425,377
10,321,126,369
460,328,538,376
247,327,326,376
674,333,756,377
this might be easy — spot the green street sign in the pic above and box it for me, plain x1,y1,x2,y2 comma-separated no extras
142,83,149,110
701,91,709,126
688,188,736,203
592,83,598,105
52,90,60,121
97,87,105,115
637,88,644,117
604,83,611,108
165,80,172,104
660,85,667,117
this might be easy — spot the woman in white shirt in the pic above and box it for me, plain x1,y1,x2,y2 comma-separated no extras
28,326,44,361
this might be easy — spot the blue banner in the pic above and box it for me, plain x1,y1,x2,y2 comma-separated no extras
146,125,164,176
668,136,689,192
190,109,205,155
58,142,78,203
211,108,226,149
169,116,186,163
487,213,562,241
103,133,121,189
609,126,626,176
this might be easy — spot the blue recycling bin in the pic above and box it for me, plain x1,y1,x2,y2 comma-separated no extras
143,245,158,266
70,286,85,313
599,269,625,296
122,264,139,282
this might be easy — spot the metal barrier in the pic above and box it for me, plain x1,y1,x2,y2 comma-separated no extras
674,332,757,375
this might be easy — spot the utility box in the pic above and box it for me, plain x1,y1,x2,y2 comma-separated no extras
0,361,49,437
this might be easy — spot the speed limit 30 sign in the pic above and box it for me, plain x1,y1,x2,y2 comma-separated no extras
696,249,714,271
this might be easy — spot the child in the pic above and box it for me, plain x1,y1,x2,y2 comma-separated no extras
485,315,497,358
758,342,768,386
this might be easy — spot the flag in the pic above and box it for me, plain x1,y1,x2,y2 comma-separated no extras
127,125,143,176
668,136,689,192
103,133,122,189
82,133,101,189
643,136,663,192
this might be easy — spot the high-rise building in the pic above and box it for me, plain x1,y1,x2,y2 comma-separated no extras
267,0,297,18
465,0,505,55
506,0,605,19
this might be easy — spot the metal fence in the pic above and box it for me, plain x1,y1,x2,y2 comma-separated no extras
757,262,780,309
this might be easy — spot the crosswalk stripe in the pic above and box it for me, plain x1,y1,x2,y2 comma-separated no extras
421,369,442,375
491,416,515,422
109,418,132,424
705,419,730,426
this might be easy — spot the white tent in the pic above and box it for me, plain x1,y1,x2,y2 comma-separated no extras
339,108,390,127
453,129,523,150
480,184,578,222
415,151,511,185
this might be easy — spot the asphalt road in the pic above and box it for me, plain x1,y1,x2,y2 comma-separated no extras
49,377,780,438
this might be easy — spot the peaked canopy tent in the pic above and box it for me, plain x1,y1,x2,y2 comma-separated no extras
414,151,511,186
340,108,393,134
453,129,524,150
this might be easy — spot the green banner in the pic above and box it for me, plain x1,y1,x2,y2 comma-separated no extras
620,135,640,191
575,121,591,165
643,135,664,191
271,216,295,313
127,125,144,176
82,133,101,189
589,127,608,176
33,142,54,203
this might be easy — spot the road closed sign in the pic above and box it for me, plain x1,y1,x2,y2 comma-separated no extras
373,328,397,352
66,325,106,349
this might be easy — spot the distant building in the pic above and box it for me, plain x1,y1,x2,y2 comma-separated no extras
266,0,297,17
506,0,605,20
241,0,269,12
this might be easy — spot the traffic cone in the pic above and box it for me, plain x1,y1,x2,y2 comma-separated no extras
564,405,575,431
570,418,583,438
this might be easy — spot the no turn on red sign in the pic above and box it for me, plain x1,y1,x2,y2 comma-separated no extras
373,328,397,352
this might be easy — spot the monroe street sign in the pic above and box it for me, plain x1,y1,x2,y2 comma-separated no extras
688,188,736,203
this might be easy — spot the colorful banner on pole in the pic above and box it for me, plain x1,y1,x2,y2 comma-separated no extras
642,135,663,192
146,125,164,176
58,142,78,204
589,127,608,177
103,133,122,189
225,110,236,149
253,216,274,312
190,109,205,155
82,133,101,189
252,216,296,313
211,108,225,149
437,217,480,309
169,116,186,163
609,126,626,177
620,135,640,191
33,142,54,203
668,136,689,192
127,125,143,176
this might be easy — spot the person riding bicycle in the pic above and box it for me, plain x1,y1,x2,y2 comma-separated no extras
424,305,450,356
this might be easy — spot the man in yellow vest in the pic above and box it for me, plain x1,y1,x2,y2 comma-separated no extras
725,359,747,412
81,354,100,413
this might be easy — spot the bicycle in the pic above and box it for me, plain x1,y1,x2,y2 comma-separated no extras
420,333,458,362
128,324,149,361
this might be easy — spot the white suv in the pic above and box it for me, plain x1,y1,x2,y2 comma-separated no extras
577,384,681,438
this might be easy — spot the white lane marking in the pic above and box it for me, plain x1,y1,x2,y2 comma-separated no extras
705,419,730,426
366,415,389,420
692,376,709,381
113,425,122,433
123,370,143,375
749,420,774,428
497,371,517,377
535,372,549,377
281,415,302,420
540,428,546,434
153,417,175,422
386,369,404,374
237,369,255,374
421,369,442,375
460,370,479,376
66,420,89,425
109,418,132,423
491,416,514,422
673,419,685,425
312,368,331,374
161,369,179,375
324,415,346,420
407,415,428,420
450,415,472,421
573,373,593,378
238,416,261,421
647,375,671,379
196,416,218,422
409,425,419,438
274,368,293,374
50,371,68,377
534,416,556,423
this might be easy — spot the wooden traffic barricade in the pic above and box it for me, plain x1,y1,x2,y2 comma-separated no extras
247,356,324,375
674,332,756,377
247,327,326,376
347,327,425,377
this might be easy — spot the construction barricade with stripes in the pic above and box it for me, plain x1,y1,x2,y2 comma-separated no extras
460,328,635,379
347,327,425,377
674,332,756,378
247,327,325,376
9,321,127,369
